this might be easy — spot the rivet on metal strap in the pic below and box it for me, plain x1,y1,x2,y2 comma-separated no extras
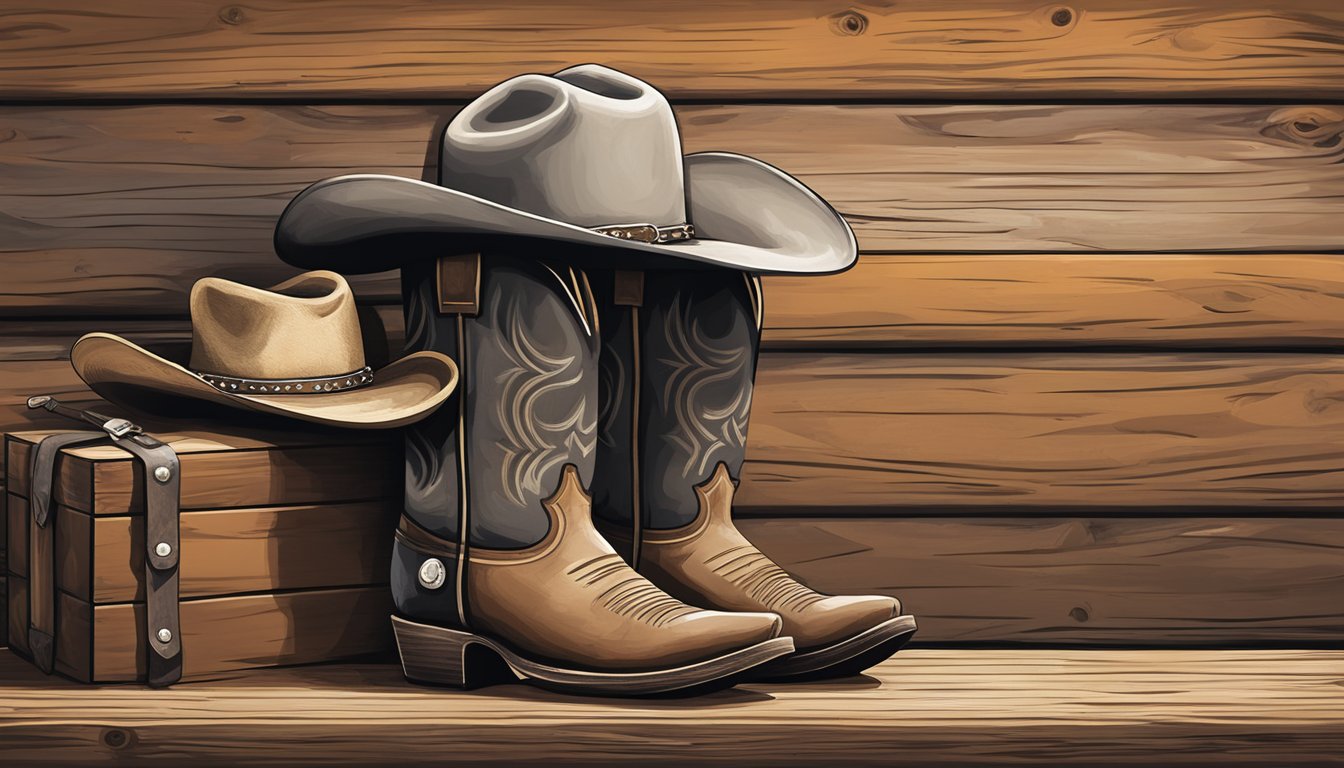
154,466,172,483
156,628,173,644
418,558,446,590
155,542,172,557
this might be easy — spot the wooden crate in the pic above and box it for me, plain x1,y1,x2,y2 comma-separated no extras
3,425,400,682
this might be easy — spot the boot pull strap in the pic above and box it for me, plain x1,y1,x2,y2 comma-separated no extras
612,270,644,307
435,252,481,316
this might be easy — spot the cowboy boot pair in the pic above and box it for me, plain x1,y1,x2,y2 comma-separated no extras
388,254,793,696
592,268,917,681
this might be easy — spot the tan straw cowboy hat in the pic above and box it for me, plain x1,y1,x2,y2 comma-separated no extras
273,64,857,276
71,271,457,429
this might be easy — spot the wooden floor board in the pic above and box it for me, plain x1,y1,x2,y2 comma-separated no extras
0,650,1339,765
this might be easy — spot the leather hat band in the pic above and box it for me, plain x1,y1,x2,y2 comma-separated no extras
592,222,694,244
197,366,374,395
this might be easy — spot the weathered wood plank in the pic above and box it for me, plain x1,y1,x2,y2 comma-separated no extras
18,252,1344,351
1,650,1341,765
4,1,1344,99
762,254,1344,348
739,352,1344,510
3,104,1343,316
57,501,395,603
58,585,393,682
8,353,1344,510
743,516,1344,644
0,360,103,440
6,431,398,515
0,309,403,365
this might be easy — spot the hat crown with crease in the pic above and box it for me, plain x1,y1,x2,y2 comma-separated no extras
188,271,365,380
442,64,686,230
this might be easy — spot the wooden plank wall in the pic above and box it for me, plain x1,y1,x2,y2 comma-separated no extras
2,1,1343,646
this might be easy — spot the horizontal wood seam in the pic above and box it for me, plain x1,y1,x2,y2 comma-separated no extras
58,582,392,608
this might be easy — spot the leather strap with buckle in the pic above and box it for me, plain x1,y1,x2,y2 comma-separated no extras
25,396,183,687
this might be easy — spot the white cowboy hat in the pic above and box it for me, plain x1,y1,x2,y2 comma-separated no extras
71,271,457,429
273,65,857,275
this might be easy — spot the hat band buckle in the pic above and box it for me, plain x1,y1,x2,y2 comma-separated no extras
592,222,694,244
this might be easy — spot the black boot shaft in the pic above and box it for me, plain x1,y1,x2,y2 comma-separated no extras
396,253,599,627
594,269,762,535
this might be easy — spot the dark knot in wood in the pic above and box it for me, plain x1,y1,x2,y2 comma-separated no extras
832,11,868,37
219,6,245,25
101,727,135,750
1262,107,1344,148
1051,8,1074,27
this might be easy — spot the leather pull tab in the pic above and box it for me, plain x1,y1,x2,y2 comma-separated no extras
436,253,481,316
613,270,644,307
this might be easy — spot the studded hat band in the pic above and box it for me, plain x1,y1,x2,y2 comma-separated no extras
591,222,694,244
197,366,374,395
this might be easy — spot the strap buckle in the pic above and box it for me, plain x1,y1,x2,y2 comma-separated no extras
102,417,141,439
28,394,143,439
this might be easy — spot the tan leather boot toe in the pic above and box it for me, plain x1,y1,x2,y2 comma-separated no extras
632,464,917,680
787,595,901,650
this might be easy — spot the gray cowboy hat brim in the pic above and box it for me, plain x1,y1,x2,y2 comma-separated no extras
274,152,857,276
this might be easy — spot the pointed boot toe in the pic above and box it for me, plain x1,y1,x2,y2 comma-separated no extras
793,595,901,649
672,608,784,655
630,464,916,682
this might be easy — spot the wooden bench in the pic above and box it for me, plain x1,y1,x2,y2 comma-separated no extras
2,2,1343,763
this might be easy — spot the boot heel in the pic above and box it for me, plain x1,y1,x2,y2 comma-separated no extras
391,615,517,689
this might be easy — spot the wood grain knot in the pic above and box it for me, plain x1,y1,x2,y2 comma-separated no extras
1069,607,1090,623
830,11,868,37
1050,7,1074,27
1263,107,1344,148
219,6,245,25
100,727,136,750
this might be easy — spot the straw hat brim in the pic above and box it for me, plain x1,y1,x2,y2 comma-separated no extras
274,152,858,276
71,332,457,429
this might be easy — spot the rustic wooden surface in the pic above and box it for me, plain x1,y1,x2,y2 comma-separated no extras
51,585,394,682
8,353,1344,511
4,104,1343,316
763,254,1344,348
0,650,1340,765
58,501,395,602
6,576,20,652
741,352,1344,510
9,492,1341,643
6,431,398,514
4,1,1343,99
0,361,103,442
18,250,1344,351
744,516,1344,644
